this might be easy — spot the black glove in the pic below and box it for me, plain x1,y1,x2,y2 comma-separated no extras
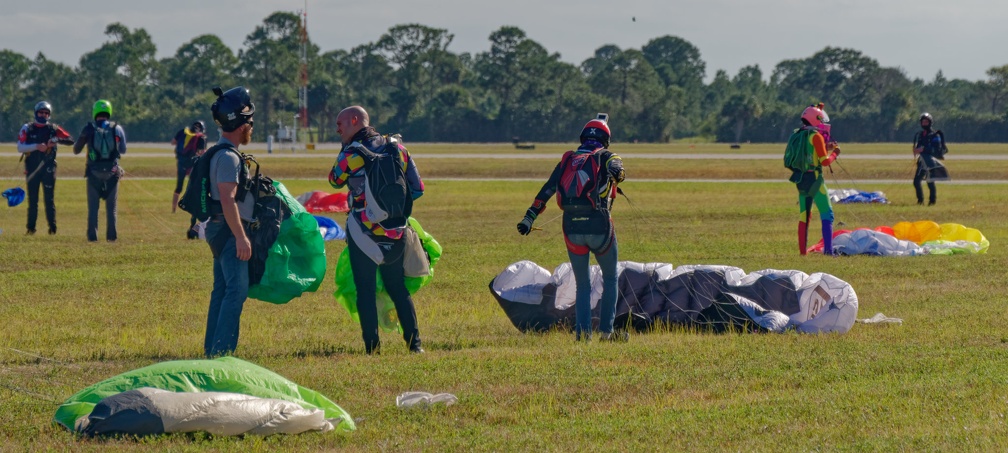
609,167,625,183
517,216,534,235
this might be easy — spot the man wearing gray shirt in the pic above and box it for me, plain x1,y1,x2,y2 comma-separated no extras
203,86,255,358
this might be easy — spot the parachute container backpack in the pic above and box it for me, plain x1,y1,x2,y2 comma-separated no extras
558,151,604,213
784,129,817,183
360,135,412,229
177,143,237,222
89,122,119,162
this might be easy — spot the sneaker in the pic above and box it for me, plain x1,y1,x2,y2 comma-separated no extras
410,346,425,354
26,229,36,235
600,331,630,343
48,226,56,235
928,201,936,206
575,332,592,342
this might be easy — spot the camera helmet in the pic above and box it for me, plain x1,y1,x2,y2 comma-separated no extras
211,86,255,132
580,119,611,148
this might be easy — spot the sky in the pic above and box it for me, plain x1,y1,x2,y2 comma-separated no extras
1,0,1004,83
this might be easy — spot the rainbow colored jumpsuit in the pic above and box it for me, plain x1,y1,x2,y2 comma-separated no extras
789,128,838,255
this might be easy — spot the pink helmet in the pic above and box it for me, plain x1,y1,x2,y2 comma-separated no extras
801,103,829,128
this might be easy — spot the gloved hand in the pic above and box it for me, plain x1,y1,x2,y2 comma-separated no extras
833,146,841,155
609,167,625,183
517,216,534,235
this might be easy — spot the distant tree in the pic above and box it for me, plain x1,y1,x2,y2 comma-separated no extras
23,53,79,130
641,35,706,89
375,24,460,138
772,47,883,113
236,12,311,140
983,64,1008,115
77,23,161,136
582,46,665,141
721,94,763,143
165,34,238,100
0,50,32,137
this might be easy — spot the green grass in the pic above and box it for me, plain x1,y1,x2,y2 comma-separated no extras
1,145,1007,451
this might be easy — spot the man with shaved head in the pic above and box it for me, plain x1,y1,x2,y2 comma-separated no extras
329,105,426,355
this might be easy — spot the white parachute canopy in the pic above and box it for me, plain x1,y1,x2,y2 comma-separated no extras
491,260,858,334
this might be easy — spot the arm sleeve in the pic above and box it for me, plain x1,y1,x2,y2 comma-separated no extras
72,124,91,155
812,133,836,167
402,146,424,200
328,145,365,189
116,125,127,154
605,152,625,183
16,125,34,154
54,126,74,145
528,159,564,217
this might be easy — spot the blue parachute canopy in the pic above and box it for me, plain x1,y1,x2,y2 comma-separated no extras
313,215,346,241
828,188,888,204
2,187,25,207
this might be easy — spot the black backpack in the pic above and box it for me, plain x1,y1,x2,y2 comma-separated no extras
358,135,412,229
178,143,246,222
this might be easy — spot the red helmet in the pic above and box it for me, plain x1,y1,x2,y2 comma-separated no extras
580,119,611,147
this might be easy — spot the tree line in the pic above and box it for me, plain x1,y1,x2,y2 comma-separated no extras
4,11,1008,144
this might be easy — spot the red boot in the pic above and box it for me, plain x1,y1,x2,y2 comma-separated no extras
798,221,809,255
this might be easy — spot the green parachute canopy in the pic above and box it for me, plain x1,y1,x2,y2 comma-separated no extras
249,180,327,304
333,217,442,332
54,356,355,432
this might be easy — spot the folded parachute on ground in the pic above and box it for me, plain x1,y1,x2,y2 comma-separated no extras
333,217,442,332
828,188,888,204
247,181,327,304
54,356,355,436
297,191,349,213
491,261,858,335
808,220,988,256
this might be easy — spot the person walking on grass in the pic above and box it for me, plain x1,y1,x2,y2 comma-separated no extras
912,112,949,206
516,114,626,342
73,100,126,242
16,101,74,235
784,103,840,255
171,119,208,239
328,105,426,355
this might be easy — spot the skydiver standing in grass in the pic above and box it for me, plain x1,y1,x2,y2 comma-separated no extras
517,114,626,342
784,103,840,255
17,101,74,235
202,86,255,358
171,120,208,239
73,100,127,242
912,112,948,206
329,105,426,355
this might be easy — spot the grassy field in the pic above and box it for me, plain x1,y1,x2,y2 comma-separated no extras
1,143,1007,451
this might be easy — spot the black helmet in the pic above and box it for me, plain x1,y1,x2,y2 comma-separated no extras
920,112,933,125
191,120,206,132
211,86,254,132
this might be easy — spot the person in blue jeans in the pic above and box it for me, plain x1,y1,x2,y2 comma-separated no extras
203,86,255,357
517,115,626,342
